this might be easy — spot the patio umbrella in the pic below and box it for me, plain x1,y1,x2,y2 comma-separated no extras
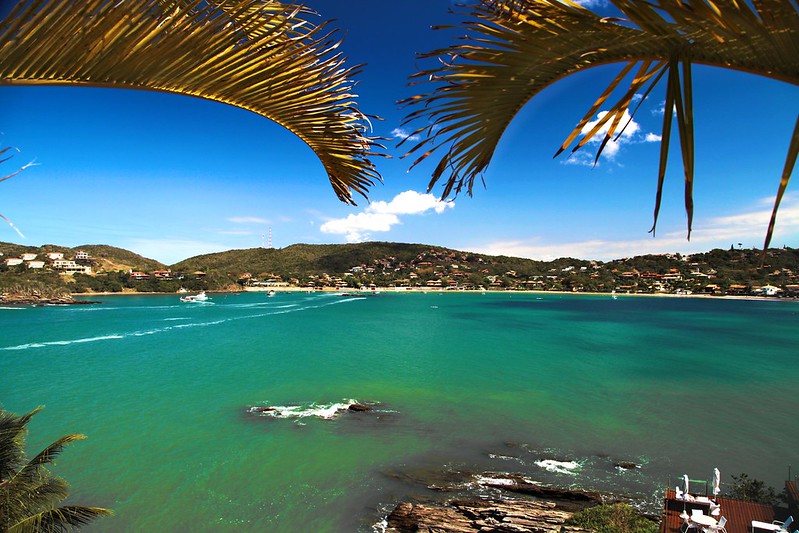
683,474,690,496
713,468,721,498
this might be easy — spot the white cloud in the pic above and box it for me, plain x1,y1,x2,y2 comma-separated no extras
473,196,799,261
645,132,662,142
391,128,420,142
320,212,400,243
227,216,270,224
564,108,660,167
320,190,454,242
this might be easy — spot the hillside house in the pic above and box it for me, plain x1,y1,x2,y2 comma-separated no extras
5,258,23,266
53,260,91,274
26,260,45,269
74,251,90,261
21,253,37,261
47,252,64,260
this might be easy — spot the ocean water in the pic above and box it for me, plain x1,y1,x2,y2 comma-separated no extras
1,291,797,532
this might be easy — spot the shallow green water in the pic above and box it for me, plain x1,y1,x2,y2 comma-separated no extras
2,292,797,531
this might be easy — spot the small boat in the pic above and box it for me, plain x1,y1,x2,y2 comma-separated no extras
180,291,210,303
267,290,276,297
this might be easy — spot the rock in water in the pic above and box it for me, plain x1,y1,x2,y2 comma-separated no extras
347,402,372,412
385,499,590,532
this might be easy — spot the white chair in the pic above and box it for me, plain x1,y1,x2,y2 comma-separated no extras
708,516,727,533
681,511,698,533
774,516,794,532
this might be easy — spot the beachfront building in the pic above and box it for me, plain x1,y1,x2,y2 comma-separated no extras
754,285,783,297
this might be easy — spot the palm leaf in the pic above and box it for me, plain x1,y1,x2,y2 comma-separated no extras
0,407,43,482
9,505,113,533
0,0,385,204
5,434,87,495
763,114,799,251
402,0,799,237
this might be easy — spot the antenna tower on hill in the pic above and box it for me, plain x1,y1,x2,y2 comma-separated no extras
268,226,273,249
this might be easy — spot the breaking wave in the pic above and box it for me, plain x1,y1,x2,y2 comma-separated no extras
247,399,364,420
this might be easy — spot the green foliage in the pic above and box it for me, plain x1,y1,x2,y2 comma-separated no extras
0,406,113,531
566,503,658,533
728,473,785,505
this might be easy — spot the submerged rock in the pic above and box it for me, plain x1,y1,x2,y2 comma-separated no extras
614,462,639,470
347,402,372,412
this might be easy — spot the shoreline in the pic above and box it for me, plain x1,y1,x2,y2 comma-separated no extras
66,286,795,303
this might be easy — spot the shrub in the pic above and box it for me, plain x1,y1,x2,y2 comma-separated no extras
566,503,658,533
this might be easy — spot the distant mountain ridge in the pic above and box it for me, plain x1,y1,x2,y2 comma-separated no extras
2,240,798,297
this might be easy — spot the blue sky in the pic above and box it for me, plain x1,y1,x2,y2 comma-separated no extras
2,0,798,265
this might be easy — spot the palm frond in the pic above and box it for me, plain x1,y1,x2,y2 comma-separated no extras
9,505,113,533
1,477,70,528
5,434,87,494
763,114,799,251
0,407,43,482
0,0,385,204
402,0,799,237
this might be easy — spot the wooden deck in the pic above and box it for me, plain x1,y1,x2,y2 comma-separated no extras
660,490,791,533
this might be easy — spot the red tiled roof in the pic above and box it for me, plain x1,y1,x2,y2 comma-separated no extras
661,490,789,533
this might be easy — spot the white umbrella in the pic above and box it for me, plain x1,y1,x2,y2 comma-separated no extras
713,468,721,497
683,474,690,496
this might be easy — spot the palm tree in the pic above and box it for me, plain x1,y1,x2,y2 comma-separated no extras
0,406,112,532
0,0,384,204
400,0,798,249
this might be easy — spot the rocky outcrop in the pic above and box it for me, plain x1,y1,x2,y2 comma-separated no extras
0,291,98,306
385,499,591,533
475,473,605,508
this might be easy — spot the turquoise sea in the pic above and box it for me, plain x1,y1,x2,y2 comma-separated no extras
2,291,797,531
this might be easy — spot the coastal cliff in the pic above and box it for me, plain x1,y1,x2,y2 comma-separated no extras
0,287,95,306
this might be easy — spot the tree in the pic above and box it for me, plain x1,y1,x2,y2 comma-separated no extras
0,406,112,532
401,0,798,250
0,0,384,204
728,473,785,505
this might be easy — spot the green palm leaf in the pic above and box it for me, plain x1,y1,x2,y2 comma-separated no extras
1,407,111,532
0,0,385,204
9,506,113,533
402,0,799,243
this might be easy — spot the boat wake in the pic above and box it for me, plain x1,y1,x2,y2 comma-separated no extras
0,297,354,351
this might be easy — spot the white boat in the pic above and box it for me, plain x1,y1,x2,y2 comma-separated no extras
180,291,210,303
267,290,276,297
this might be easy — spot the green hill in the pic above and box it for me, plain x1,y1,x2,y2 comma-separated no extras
2,240,798,297
171,242,478,275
